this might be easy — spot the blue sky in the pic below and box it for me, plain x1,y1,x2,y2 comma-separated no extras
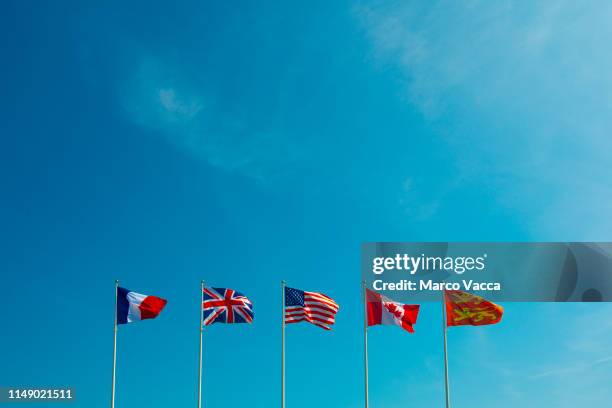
2,1,612,407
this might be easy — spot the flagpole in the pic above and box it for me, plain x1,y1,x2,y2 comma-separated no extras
281,280,286,408
362,280,369,408
110,279,118,408
198,280,204,408
442,291,451,408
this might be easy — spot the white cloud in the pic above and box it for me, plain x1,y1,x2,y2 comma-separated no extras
532,355,612,379
462,304,612,407
356,0,612,238
120,55,300,182
157,88,202,118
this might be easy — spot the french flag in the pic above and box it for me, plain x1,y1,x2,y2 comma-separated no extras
117,287,167,325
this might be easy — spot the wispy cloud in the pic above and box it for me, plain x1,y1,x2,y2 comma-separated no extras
157,88,202,118
120,55,300,182
397,176,462,221
437,303,612,407
532,355,612,379
355,0,612,238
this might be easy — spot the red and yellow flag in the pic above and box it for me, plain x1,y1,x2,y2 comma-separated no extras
444,290,503,327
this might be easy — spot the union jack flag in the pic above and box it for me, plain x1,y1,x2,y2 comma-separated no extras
202,287,254,325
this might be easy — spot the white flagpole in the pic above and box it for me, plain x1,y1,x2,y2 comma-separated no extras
363,280,369,408
442,291,451,408
198,281,204,408
110,280,118,408
281,280,286,408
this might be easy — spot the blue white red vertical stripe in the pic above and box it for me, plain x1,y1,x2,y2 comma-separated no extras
202,287,254,325
284,287,339,330
117,287,167,325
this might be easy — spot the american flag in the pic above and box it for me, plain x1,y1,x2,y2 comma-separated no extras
202,287,254,325
284,286,339,330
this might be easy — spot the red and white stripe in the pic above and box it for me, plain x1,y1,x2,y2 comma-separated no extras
366,288,419,333
285,291,339,330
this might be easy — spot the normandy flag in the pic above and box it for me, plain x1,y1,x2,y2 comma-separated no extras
444,289,503,327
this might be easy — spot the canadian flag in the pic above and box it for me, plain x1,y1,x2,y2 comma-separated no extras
366,288,420,333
